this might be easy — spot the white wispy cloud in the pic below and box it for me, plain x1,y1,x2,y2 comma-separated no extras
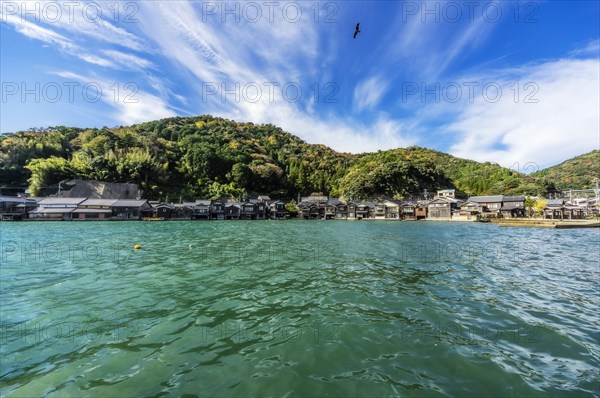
52,71,175,124
446,58,600,169
353,75,388,112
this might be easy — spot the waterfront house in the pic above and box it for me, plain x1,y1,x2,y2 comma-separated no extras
267,200,286,219
73,198,117,220
543,199,585,220
356,202,375,219
298,194,328,219
335,202,348,219
383,200,401,219
325,198,342,220
468,196,504,217
400,202,417,220
415,202,428,220
241,201,257,220
347,202,357,220
563,204,585,219
0,196,38,220
252,200,268,219
297,201,312,219
500,196,526,218
543,199,564,219
111,199,152,220
171,203,193,220
29,197,87,220
210,201,225,220
427,197,453,219
374,202,387,219
224,202,241,219
460,201,483,215
152,203,175,219
193,200,212,220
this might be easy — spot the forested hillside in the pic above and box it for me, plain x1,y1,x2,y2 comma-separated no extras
532,150,599,190
0,115,575,200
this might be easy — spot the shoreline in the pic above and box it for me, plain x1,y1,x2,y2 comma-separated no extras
490,219,600,228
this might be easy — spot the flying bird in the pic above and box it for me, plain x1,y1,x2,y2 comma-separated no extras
354,23,361,39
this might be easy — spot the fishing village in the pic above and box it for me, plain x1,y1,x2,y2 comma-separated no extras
1,180,598,227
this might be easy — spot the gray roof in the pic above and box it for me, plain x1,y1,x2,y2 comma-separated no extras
38,197,87,205
195,200,212,206
112,199,149,207
29,207,76,214
357,202,376,207
0,196,36,203
546,198,564,206
503,196,525,202
154,203,175,209
468,195,504,203
500,204,525,210
79,199,118,206
327,198,342,206
301,195,328,202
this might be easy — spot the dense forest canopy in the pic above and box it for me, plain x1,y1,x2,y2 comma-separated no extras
0,115,592,201
531,150,600,190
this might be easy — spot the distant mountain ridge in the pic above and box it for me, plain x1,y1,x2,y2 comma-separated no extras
0,115,595,200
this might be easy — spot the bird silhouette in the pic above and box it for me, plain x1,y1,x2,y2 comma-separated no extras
354,23,360,39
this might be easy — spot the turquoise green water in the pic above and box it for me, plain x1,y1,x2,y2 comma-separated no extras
1,221,599,397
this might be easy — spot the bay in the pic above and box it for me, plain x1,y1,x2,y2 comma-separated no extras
1,221,599,397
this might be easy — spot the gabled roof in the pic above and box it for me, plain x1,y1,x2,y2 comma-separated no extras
468,195,504,203
503,196,525,202
546,198,564,206
428,197,452,205
38,197,87,205
154,203,175,209
29,207,76,214
195,199,212,206
327,198,342,206
79,199,118,206
112,199,149,207
0,196,37,203
500,203,525,210
357,201,376,207
301,195,328,203
384,200,402,206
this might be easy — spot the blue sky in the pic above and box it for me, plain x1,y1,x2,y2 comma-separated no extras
1,1,599,169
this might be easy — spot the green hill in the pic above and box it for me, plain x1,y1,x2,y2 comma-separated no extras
0,115,579,200
532,150,600,190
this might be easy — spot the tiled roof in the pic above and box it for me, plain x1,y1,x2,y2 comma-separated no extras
112,199,149,207
468,195,504,203
503,196,525,202
79,199,118,206
38,197,87,205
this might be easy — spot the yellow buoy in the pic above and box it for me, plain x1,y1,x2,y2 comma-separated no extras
134,244,142,250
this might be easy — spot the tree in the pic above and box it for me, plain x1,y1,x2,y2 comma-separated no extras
524,196,536,218
285,199,298,217
533,199,547,218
